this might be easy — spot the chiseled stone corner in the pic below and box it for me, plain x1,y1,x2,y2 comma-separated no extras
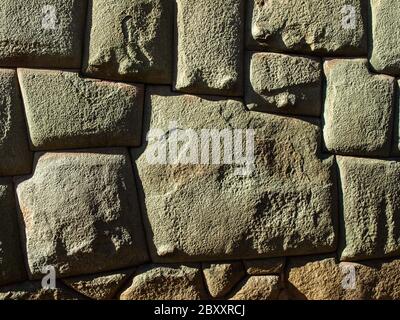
0,0,87,68
132,86,338,263
246,0,367,55
370,0,400,76
175,0,244,96
83,0,173,84
0,69,32,176
15,149,149,279
323,59,394,157
119,264,208,300
228,275,281,300
0,178,26,286
337,156,400,261
18,68,144,150
245,52,322,117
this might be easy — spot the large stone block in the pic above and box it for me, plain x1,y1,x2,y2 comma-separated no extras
83,0,173,84
0,0,87,68
175,0,244,96
247,0,367,55
323,59,394,157
15,149,149,279
370,0,400,76
337,156,400,261
245,52,322,117
0,69,32,176
132,86,338,263
18,69,144,150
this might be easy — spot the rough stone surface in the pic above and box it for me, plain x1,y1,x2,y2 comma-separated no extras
244,258,285,275
132,86,338,262
323,59,394,157
247,0,367,55
15,149,149,279
0,69,32,176
202,262,245,298
83,0,173,84
337,156,400,261
175,0,244,96
229,276,281,300
0,0,87,68
246,52,322,117
18,68,144,150
370,0,400,75
119,264,208,300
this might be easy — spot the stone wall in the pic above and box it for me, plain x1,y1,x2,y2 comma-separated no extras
0,0,399,300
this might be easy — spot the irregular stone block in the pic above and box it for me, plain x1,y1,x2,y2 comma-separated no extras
245,52,322,117
15,149,149,279
229,276,281,300
119,264,208,300
175,0,244,96
0,179,26,286
18,69,144,150
247,0,367,55
132,86,338,262
0,0,87,68
323,59,394,157
244,258,285,275
337,156,400,261
83,0,173,84
202,262,245,298
0,69,32,175
370,0,400,75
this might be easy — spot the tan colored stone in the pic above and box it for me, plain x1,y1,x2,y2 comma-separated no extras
244,258,285,275
229,276,281,300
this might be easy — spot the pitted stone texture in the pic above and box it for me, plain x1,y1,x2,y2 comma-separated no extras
15,149,149,279
370,0,400,76
246,52,322,117
0,0,86,68
63,269,135,300
0,179,26,286
83,0,173,84
119,264,208,300
132,86,338,263
175,0,244,96
18,69,144,150
337,156,400,262
247,0,367,55
202,262,245,298
244,258,285,275
0,69,32,175
323,59,394,157
229,276,281,300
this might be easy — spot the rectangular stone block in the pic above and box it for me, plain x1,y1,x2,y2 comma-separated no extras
18,68,144,150
83,0,173,84
337,156,400,261
0,0,87,68
323,59,394,157
175,0,244,96
0,69,32,175
245,52,322,117
247,0,367,55
15,149,149,279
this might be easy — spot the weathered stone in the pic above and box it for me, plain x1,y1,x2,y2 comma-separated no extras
175,0,244,96
323,59,394,156
18,68,144,150
132,86,338,262
337,156,400,261
229,276,281,300
0,178,26,286
247,0,367,55
202,262,245,298
244,258,285,275
119,264,208,300
83,0,173,84
245,52,322,117
0,0,87,68
395,80,400,155
63,269,135,300
0,69,32,175
15,149,149,279
370,0,400,75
